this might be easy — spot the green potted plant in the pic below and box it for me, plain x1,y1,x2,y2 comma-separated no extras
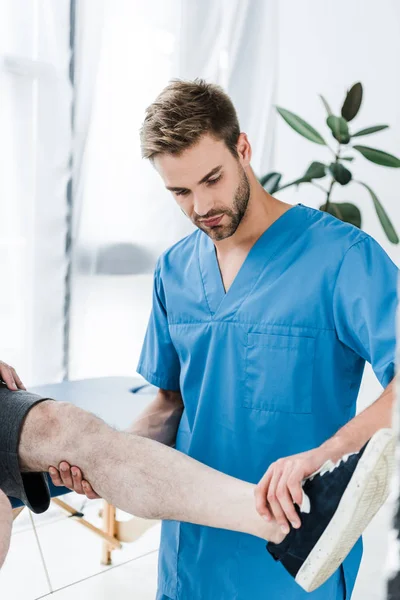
260,82,400,243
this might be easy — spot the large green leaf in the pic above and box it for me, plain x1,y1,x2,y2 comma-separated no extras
319,95,333,116
328,163,352,185
259,172,282,193
327,116,350,144
304,161,326,180
341,82,363,122
357,182,399,243
319,202,361,228
276,107,326,145
352,125,389,137
353,145,400,167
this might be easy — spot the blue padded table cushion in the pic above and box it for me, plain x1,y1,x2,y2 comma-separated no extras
10,376,155,509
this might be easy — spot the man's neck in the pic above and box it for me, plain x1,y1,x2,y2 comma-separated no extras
214,170,293,255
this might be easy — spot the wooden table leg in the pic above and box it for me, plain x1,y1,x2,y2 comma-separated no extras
52,498,121,550
101,501,117,565
12,507,24,522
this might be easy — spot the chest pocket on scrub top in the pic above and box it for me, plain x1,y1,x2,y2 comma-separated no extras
243,333,315,414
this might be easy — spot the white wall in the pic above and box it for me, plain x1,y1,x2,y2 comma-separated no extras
274,0,400,264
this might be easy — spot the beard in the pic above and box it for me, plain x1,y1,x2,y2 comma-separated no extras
194,167,251,241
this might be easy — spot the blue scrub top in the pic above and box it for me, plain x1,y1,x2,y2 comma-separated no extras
137,203,398,600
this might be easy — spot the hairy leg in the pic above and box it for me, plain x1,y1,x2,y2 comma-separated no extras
18,401,284,543
0,489,12,569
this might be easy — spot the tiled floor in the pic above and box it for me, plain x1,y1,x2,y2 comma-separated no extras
45,552,158,600
0,493,160,599
0,489,394,600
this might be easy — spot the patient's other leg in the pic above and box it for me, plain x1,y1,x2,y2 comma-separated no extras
0,489,12,569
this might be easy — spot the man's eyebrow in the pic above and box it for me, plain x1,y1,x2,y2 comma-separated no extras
165,165,223,192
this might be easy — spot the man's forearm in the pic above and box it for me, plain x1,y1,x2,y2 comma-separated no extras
126,390,184,446
320,379,395,461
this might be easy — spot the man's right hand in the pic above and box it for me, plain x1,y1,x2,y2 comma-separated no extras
49,463,100,500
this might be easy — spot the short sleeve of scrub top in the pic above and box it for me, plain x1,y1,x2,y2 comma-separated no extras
333,235,398,388
137,260,181,391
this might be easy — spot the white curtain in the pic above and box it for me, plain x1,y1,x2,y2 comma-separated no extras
68,0,278,379
175,0,278,176
0,0,71,386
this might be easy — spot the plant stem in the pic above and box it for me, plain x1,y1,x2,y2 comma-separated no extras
326,144,337,159
311,181,329,194
276,178,303,192
324,143,341,212
325,179,335,212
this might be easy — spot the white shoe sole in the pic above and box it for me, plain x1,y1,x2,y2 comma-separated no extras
295,428,396,593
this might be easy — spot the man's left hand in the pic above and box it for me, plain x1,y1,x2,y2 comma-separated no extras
254,447,332,534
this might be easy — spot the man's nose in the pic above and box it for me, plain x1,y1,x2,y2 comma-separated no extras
193,193,214,218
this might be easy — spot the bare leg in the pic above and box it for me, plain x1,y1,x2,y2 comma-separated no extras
0,489,12,569
18,401,284,544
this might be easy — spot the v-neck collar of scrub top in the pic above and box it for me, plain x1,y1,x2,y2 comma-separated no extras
197,203,310,321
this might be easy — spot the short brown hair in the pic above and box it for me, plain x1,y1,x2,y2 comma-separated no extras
140,78,241,161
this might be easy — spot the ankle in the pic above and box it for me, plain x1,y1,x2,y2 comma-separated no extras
268,521,287,545
256,516,288,544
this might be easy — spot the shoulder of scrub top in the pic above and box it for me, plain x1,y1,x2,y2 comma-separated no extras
156,229,201,277
301,205,369,258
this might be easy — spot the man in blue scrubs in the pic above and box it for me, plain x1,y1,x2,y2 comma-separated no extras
54,79,398,598
135,79,397,599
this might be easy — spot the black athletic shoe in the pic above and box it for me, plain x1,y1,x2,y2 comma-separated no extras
267,428,395,592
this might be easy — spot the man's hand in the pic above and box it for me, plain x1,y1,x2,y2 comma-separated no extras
49,462,100,500
254,447,332,534
0,361,26,391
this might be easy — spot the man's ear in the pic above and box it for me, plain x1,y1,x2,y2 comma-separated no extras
237,132,252,167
